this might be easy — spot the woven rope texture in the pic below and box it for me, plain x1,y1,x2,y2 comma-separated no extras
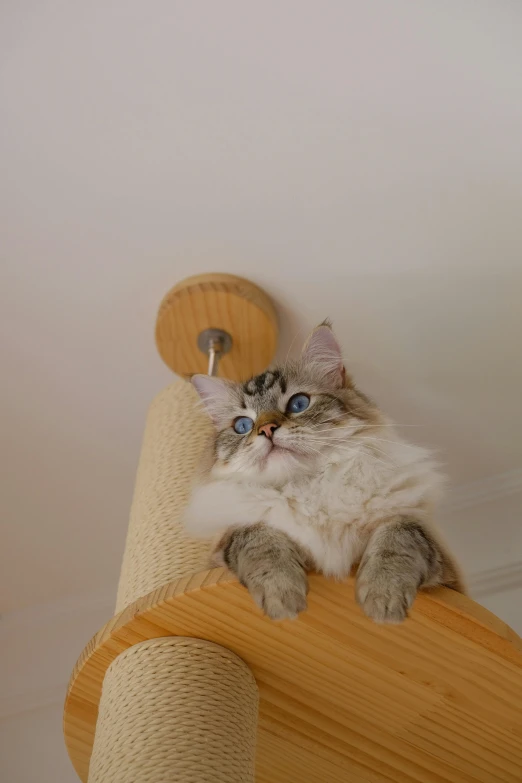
87,638,258,783
116,380,213,611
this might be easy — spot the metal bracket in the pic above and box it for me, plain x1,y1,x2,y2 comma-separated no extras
197,328,233,376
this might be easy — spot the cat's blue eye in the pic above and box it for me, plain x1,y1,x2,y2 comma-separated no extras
233,416,254,435
287,393,310,414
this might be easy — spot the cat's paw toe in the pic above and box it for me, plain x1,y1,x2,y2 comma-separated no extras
250,576,308,621
356,581,416,624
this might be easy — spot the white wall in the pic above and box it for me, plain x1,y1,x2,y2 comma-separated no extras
0,705,77,783
0,588,115,782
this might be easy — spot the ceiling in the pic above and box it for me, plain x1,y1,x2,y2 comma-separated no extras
1,0,522,615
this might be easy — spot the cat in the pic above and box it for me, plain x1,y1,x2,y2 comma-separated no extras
183,321,464,623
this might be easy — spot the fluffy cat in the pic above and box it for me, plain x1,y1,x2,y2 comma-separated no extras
184,322,464,623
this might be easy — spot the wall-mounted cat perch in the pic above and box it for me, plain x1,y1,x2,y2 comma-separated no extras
64,273,522,782
155,272,278,378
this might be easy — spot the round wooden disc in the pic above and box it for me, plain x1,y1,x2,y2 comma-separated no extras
64,571,522,782
155,273,278,380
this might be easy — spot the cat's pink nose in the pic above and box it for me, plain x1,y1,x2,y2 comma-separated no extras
258,422,279,439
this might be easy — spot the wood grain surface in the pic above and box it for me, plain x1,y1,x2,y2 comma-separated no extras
155,272,278,380
64,570,522,782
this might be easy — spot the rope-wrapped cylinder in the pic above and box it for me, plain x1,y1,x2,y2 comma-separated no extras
88,638,258,783
87,381,258,782
116,380,213,610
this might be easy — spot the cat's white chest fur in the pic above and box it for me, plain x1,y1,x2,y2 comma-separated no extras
270,474,367,577
184,436,443,579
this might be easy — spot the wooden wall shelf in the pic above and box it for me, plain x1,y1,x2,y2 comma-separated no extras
64,570,522,782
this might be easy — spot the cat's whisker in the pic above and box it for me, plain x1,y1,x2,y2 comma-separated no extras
308,412,353,426
305,408,340,425
365,424,423,428
312,422,422,429
300,437,393,466
309,425,402,441
303,436,396,467
308,423,369,435
309,425,355,433
354,436,425,452
309,422,423,438
282,325,306,375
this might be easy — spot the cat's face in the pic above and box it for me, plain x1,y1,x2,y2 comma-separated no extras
192,324,379,484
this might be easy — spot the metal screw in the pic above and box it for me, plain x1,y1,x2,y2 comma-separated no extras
197,329,233,376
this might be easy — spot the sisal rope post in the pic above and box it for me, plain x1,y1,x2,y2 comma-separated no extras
88,381,259,782
88,638,258,783
116,380,213,611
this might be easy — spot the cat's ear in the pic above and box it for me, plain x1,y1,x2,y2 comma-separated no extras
302,321,346,388
191,374,233,426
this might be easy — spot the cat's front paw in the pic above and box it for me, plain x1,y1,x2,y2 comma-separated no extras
356,577,417,624
248,570,308,621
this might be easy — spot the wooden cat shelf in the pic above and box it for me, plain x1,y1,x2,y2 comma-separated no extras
65,570,522,782
63,273,522,782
